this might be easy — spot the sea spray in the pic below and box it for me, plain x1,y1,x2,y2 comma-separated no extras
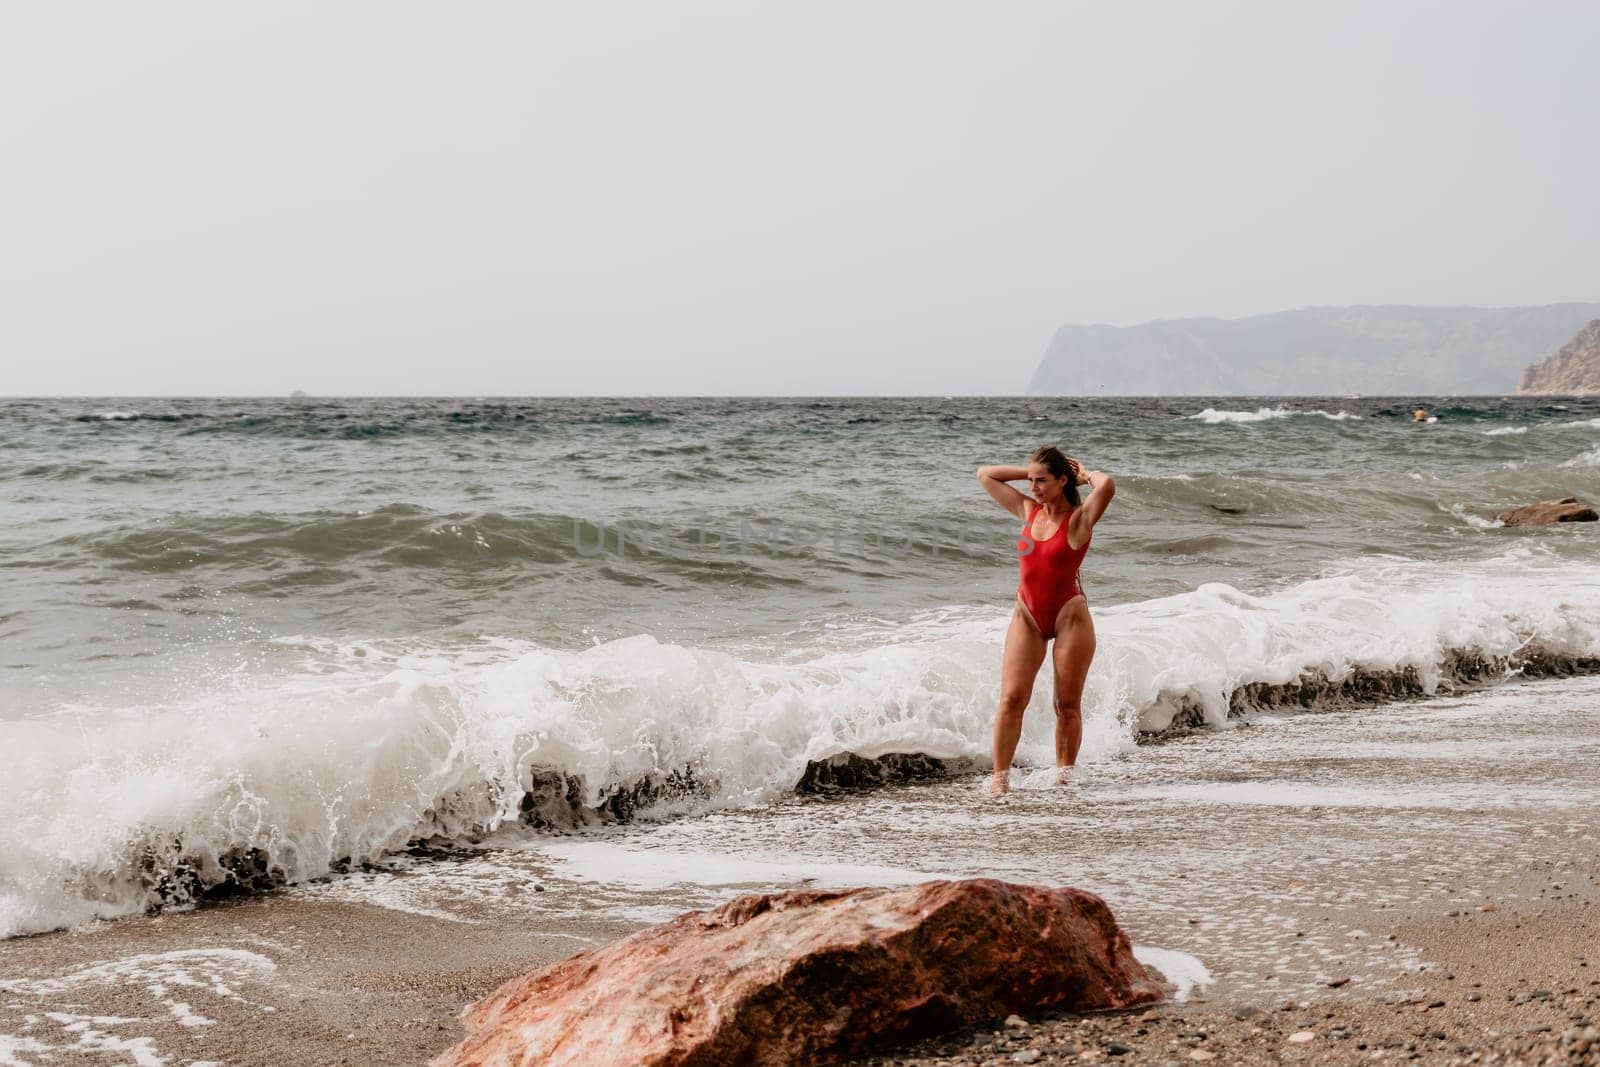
3,552,1599,938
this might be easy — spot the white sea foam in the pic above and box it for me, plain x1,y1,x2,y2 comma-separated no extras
0,949,274,1064
35,1015,162,1067
1481,426,1528,436
526,841,945,890
1132,945,1214,1002
1102,779,1581,810
0,1035,57,1064
1563,444,1600,467
3,553,1599,938
1186,407,1363,424
1446,503,1502,529
94,410,140,420
0,948,275,998
1560,417,1600,429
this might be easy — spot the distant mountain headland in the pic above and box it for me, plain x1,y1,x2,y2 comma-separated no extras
1517,320,1600,396
1028,304,1600,396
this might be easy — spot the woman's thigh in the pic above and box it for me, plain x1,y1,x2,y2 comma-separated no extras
1000,599,1048,703
1050,598,1096,705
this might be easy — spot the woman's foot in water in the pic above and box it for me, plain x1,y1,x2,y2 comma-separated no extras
988,771,1010,797
1054,765,1074,786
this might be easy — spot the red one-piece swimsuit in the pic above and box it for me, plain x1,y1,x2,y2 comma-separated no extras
1017,502,1090,640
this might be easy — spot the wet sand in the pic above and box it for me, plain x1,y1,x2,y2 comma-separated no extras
0,894,638,1066
4,675,1599,1066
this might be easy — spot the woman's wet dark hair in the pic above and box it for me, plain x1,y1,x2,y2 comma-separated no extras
1030,445,1081,507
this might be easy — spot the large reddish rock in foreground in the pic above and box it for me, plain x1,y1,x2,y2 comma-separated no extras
1498,497,1598,526
433,879,1164,1067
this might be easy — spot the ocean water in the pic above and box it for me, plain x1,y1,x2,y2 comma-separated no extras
2,395,1599,939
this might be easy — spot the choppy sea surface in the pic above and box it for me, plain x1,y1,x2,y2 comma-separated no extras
3,395,1599,938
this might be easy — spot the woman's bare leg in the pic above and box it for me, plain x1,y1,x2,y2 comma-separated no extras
1050,597,1096,781
991,600,1048,796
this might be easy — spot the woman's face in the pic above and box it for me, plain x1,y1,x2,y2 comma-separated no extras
1026,462,1067,503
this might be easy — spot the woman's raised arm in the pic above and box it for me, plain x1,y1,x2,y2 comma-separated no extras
1067,469,1116,549
976,464,1032,521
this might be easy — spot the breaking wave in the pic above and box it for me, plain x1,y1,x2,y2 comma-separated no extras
1186,407,1363,424
1563,445,1600,468
3,552,1599,938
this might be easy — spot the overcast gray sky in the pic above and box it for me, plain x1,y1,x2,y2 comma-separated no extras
3,1,1597,396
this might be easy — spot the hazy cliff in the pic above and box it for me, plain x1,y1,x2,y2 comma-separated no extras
1028,304,1600,396
1517,320,1600,396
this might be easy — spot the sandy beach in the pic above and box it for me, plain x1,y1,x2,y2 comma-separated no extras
854,869,1600,1066
3,673,1597,1065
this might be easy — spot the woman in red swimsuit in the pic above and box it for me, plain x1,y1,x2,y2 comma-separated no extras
976,446,1116,797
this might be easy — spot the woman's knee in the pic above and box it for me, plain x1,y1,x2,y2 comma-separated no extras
1053,699,1082,722
998,689,1031,718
